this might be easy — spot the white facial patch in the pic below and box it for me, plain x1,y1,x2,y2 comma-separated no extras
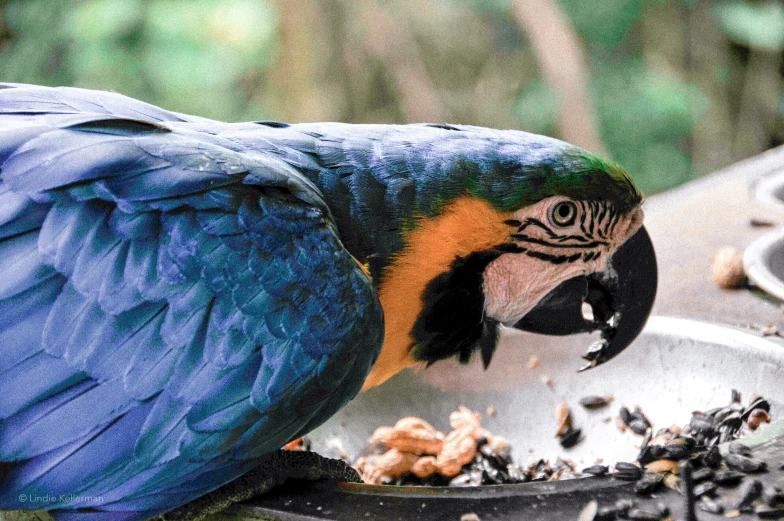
482,196,643,326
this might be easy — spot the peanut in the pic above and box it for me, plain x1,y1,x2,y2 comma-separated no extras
360,448,419,484
449,406,482,431
437,427,478,477
411,456,439,478
711,247,745,289
371,417,444,455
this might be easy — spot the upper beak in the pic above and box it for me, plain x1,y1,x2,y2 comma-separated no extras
512,226,658,370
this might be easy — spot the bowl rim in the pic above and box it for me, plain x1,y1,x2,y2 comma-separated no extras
743,227,784,301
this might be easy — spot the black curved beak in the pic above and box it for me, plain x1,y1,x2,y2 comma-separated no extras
513,226,657,370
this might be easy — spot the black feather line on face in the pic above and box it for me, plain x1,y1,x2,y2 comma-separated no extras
511,234,607,249
524,250,582,264
411,249,505,366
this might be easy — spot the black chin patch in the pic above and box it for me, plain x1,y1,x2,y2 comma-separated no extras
411,250,503,367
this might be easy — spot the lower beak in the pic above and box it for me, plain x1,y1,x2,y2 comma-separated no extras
512,226,658,370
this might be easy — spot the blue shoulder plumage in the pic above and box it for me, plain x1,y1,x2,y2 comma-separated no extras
0,84,383,520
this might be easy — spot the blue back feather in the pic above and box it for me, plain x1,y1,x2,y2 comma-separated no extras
0,84,383,519
0,83,637,519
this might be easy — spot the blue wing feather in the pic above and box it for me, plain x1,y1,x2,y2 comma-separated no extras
0,83,384,518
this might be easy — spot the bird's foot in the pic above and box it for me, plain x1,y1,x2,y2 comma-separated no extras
156,450,362,521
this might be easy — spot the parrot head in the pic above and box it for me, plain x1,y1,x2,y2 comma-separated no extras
362,134,657,390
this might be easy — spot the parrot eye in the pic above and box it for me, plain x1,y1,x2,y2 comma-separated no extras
550,201,577,227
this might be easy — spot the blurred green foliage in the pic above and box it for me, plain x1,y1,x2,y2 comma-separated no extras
558,0,645,48
592,61,708,194
714,0,784,51
513,79,558,136
1,0,781,196
1,0,277,120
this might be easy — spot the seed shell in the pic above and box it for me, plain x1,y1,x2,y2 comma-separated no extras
559,428,582,449
698,498,724,515
727,442,751,455
637,444,667,465
702,446,722,469
619,406,633,425
733,478,762,510
762,485,784,508
712,470,745,486
756,505,784,519
691,467,714,483
579,395,613,410
614,462,643,481
634,472,664,495
724,453,767,473
693,480,718,497
582,464,609,476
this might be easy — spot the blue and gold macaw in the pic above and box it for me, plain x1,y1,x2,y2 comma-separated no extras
0,84,656,520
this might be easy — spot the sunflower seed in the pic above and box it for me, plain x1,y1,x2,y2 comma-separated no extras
579,395,613,410
693,481,718,497
712,470,746,486
725,453,767,473
691,467,715,483
637,444,667,465
762,485,784,508
634,472,664,495
559,428,582,449
733,478,762,510
629,419,651,436
582,464,609,476
661,442,692,460
702,446,722,469
728,441,751,455
619,406,633,425
756,505,784,519
614,462,643,481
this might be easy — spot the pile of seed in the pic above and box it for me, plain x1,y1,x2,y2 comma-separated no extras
351,390,776,504
396,446,581,487
587,391,781,520
353,406,581,486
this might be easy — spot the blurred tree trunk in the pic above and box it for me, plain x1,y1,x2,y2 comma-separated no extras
641,2,687,82
360,2,443,122
733,49,783,160
266,0,349,122
687,2,734,175
511,0,605,155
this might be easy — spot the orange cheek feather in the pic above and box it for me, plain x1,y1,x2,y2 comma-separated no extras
362,197,511,390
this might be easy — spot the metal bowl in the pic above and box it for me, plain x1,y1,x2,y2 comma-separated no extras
310,316,784,466
744,227,784,301
754,167,784,212
232,316,784,521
